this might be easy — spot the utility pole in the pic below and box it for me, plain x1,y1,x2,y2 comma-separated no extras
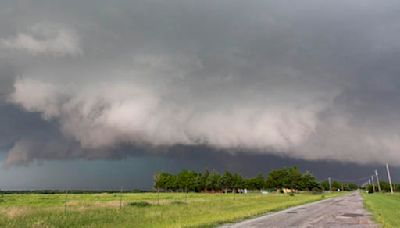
386,163,394,194
375,170,381,192
328,177,332,192
371,176,375,193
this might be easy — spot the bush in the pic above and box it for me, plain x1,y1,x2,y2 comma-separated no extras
170,201,186,205
127,201,151,207
312,187,323,194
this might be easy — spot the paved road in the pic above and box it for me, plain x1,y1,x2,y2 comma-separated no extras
221,192,378,228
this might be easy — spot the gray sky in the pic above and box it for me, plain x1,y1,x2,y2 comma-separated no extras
1,0,400,189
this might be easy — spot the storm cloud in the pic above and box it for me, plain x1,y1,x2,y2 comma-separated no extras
2,0,400,166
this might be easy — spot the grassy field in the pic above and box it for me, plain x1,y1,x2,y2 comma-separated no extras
0,192,342,227
363,193,400,228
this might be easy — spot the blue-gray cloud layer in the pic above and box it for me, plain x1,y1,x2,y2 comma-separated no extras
1,0,400,166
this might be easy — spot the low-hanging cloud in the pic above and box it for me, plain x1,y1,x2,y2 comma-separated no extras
10,78,322,151
3,0,400,166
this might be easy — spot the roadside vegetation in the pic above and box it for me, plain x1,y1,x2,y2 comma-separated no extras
0,167,353,227
0,192,343,227
364,180,400,193
363,193,400,228
154,167,357,193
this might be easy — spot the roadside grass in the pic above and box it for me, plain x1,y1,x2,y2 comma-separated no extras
363,192,400,228
0,192,343,227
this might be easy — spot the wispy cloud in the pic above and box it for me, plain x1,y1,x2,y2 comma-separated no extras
1,24,82,56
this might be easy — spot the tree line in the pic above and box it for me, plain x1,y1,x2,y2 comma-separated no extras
365,181,400,193
154,167,357,193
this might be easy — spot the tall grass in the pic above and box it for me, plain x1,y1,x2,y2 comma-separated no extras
363,193,400,228
0,192,342,227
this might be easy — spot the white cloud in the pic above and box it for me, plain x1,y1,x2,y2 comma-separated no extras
9,78,321,149
1,24,82,56
10,75,400,165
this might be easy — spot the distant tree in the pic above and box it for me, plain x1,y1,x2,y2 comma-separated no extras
332,181,341,191
265,168,287,191
345,183,359,191
232,173,244,192
198,169,210,191
153,167,357,194
177,170,199,192
206,171,221,191
154,172,173,191
153,172,169,204
319,180,357,192
378,181,391,192
266,167,302,192
320,180,330,191
367,184,374,193
247,174,265,191
286,167,302,191
221,171,234,193
166,174,178,191
299,171,320,191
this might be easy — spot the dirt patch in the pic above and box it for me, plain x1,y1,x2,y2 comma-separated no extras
93,200,124,208
1,207,30,218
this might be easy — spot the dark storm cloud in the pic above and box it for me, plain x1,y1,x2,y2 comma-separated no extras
1,0,400,165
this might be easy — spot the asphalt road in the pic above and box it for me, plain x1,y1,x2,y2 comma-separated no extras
221,192,378,228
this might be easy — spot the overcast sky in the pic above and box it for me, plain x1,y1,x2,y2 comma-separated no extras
1,0,400,189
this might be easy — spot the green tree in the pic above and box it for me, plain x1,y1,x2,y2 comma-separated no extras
166,174,178,191
321,180,330,191
206,171,221,191
154,172,173,191
345,183,359,191
221,171,234,193
299,171,320,191
247,174,265,190
286,167,302,191
379,181,391,192
266,167,302,192
177,170,199,192
332,180,341,191
199,169,210,192
232,173,244,192
265,168,287,191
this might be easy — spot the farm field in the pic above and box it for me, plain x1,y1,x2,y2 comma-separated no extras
363,193,400,228
0,192,342,228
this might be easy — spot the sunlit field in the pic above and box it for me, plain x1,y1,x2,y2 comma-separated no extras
363,193,400,228
0,192,343,227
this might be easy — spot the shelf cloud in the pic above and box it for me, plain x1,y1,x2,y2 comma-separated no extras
2,0,400,166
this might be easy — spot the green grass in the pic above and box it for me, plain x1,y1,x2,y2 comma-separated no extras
0,192,343,227
363,192,400,228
